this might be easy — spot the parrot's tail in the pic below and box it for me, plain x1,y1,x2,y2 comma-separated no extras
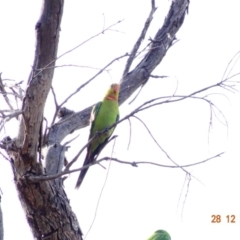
75,162,90,190
75,152,93,189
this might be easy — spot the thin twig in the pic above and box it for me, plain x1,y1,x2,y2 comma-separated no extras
221,50,240,82
128,84,144,105
176,173,188,215
181,174,191,219
0,110,22,132
133,115,191,176
0,151,10,162
127,118,132,150
63,134,80,146
46,64,111,72
33,20,124,79
0,73,14,111
51,86,59,109
84,138,117,240
103,89,232,144
64,135,96,172
150,75,168,78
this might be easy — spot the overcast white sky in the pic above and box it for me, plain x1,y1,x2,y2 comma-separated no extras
1,0,240,239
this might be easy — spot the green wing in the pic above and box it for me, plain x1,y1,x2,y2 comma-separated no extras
89,102,102,140
88,98,119,157
90,112,119,161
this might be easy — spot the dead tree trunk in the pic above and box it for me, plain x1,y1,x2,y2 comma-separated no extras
8,0,82,239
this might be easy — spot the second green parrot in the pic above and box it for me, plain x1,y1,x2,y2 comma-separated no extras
147,230,171,240
75,83,120,189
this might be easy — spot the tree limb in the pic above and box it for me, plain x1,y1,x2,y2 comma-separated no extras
0,73,14,111
122,0,157,76
8,1,83,239
26,152,224,182
18,0,64,161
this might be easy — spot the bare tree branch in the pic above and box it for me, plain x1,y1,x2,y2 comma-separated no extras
44,64,112,71
50,86,59,110
18,3,64,159
0,151,10,162
26,152,224,182
128,84,145,104
44,72,236,172
133,115,193,178
0,110,22,132
177,173,191,219
221,50,240,82
122,0,157,76
150,74,169,78
0,73,14,111
181,174,191,218
127,118,132,150
6,1,83,239
33,19,124,80
119,0,190,104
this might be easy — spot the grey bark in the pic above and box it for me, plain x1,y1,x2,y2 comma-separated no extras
1,0,189,239
12,0,82,239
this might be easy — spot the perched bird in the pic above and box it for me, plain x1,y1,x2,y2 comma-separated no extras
147,230,171,240
75,83,120,189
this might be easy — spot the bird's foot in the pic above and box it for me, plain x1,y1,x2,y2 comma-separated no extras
103,127,111,136
95,131,100,138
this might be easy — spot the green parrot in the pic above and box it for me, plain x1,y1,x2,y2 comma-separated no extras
147,230,171,240
75,83,120,189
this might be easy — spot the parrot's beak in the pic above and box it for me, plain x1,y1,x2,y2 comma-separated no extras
113,84,119,93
